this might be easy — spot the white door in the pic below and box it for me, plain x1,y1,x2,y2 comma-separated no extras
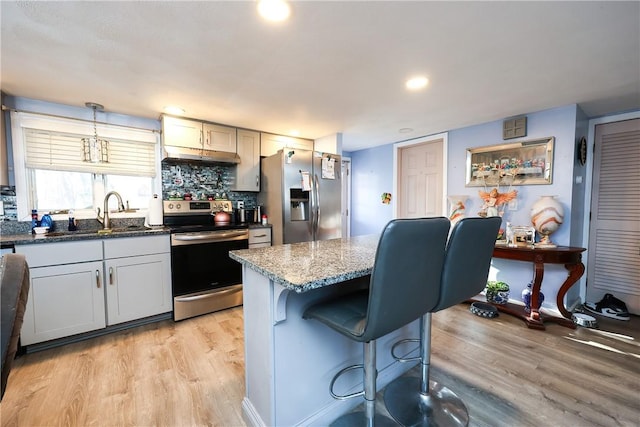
586,118,640,314
396,136,445,219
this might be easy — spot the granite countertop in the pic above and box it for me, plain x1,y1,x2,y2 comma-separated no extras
230,234,380,293
0,226,170,246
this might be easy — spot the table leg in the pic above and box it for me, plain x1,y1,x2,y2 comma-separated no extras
556,261,586,319
528,257,545,323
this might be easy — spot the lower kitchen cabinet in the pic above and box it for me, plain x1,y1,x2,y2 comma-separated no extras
20,260,106,345
16,235,172,346
104,238,171,325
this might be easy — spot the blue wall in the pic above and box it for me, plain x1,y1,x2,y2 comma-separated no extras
349,104,583,312
350,144,395,236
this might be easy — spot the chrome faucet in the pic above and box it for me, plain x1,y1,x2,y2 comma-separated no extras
97,191,125,230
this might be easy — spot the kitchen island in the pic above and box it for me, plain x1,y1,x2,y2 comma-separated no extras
230,235,420,427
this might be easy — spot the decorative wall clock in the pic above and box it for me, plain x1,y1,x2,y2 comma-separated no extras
578,136,587,166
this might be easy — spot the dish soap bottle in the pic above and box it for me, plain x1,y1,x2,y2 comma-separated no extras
40,212,54,231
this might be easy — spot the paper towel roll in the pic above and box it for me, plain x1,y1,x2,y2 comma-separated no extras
147,195,163,226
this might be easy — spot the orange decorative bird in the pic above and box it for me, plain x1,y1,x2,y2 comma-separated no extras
478,188,517,217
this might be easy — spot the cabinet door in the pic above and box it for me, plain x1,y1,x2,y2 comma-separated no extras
21,261,106,345
260,132,313,157
162,116,203,150
233,129,261,192
204,123,237,153
105,253,172,325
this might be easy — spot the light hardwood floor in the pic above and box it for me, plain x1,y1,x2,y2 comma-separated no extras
1,305,638,426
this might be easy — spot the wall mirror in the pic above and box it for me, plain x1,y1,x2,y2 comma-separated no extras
466,137,554,187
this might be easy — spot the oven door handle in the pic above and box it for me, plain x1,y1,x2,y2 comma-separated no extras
174,285,242,302
172,230,248,243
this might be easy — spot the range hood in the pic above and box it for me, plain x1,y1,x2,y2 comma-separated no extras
162,144,241,164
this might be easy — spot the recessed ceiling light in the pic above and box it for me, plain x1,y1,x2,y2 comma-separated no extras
164,106,185,115
289,129,300,137
405,76,429,91
257,0,291,22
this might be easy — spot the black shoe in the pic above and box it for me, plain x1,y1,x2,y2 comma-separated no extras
584,293,630,321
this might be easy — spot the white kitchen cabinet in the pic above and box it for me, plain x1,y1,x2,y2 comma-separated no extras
203,123,237,153
103,236,172,325
16,240,106,345
233,129,261,192
16,234,172,345
162,115,203,150
163,115,237,154
260,132,314,157
249,227,272,248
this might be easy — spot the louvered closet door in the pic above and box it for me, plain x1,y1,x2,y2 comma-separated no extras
587,118,640,314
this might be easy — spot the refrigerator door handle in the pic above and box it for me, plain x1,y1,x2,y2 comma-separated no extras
314,173,321,239
308,171,316,238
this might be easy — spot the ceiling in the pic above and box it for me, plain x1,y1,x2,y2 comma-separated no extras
1,1,639,152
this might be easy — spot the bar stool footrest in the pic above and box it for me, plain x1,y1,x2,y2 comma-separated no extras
391,338,421,362
330,364,365,400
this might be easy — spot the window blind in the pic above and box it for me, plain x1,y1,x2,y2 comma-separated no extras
24,128,157,177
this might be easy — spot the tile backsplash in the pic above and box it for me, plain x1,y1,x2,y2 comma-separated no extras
0,186,17,221
161,161,258,207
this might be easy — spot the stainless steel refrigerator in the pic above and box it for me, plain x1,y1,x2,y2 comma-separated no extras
259,149,342,245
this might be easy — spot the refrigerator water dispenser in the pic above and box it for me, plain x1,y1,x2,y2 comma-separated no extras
290,189,309,221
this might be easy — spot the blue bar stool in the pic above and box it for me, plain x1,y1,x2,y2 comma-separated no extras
303,217,451,426
384,217,501,426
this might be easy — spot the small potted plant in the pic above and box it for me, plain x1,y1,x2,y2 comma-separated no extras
485,281,510,304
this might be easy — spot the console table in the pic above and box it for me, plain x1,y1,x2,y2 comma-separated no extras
490,245,586,330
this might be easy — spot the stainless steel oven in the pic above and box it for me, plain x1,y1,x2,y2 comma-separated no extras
164,200,248,321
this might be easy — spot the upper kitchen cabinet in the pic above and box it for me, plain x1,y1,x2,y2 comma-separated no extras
162,115,237,154
203,123,237,153
162,115,203,150
260,132,313,157
233,129,261,192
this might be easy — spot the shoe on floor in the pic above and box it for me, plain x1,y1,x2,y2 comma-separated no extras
583,293,630,321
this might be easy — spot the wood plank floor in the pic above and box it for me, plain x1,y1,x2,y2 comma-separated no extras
1,305,638,426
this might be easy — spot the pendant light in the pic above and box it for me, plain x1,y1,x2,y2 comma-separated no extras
82,102,109,163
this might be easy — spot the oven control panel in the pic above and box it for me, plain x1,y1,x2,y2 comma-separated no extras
164,200,233,215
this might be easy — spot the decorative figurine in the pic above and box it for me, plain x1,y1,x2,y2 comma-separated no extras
478,187,518,217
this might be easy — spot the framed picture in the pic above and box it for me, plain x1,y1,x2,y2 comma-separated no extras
466,137,554,187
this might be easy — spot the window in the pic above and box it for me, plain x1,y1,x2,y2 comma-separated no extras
11,111,160,220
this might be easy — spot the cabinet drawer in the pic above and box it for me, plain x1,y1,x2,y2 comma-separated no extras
16,240,103,267
104,235,170,259
249,228,271,245
249,242,271,249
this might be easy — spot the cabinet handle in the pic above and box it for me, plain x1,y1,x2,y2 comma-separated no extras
256,175,259,187
96,270,101,288
254,234,267,238
109,266,114,285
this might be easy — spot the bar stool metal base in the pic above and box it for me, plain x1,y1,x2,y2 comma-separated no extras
384,376,469,426
330,411,398,427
